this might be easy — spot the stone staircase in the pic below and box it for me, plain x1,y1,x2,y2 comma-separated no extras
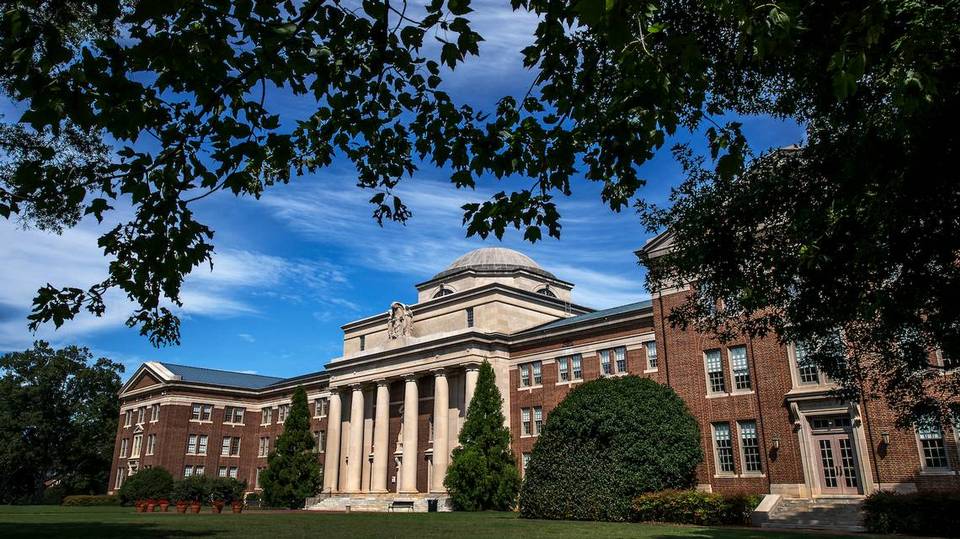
760,497,865,533
305,492,452,513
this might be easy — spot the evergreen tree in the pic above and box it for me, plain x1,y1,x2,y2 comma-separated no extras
260,386,321,509
444,361,521,511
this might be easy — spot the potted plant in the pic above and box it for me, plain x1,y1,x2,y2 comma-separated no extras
185,475,208,513
227,478,248,513
158,498,170,512
118,468,174,513
207,477,236,513
171,479,192,513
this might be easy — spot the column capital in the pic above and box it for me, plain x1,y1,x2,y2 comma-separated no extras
350,383,364,392
374,378,389,387
462,362,481,372
403,373,419,383
431,367,449,377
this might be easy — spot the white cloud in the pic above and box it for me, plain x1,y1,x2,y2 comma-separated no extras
237,333,256,343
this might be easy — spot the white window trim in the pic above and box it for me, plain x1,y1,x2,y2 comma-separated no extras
915,425,953,475
711,422,737,477
644,341,659,373
736,421,765,476
704,349,727,397
727,345,753,395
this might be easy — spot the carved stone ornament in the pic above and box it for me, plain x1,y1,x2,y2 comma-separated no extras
387,301,413,339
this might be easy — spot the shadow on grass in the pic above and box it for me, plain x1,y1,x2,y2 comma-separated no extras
0,522,220,539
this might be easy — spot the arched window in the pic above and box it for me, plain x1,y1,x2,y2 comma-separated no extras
536,287,557,298
433,286,454,298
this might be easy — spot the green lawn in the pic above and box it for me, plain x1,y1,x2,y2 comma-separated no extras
0,506,859,538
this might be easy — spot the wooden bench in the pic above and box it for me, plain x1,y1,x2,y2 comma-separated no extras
389,500,416,512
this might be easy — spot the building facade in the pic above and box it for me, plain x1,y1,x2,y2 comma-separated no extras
109,244,960,504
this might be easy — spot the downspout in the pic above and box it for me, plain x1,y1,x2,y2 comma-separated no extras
748,336,773,494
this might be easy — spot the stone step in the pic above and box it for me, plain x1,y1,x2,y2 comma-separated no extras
762,497,865,533
306,493,452,513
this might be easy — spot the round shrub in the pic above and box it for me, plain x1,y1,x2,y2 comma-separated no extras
118,467,174,504
519,376,702,521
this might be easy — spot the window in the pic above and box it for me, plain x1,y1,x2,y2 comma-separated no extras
518,361,542,387
115,468,124,489
359,335,365,351
795,344,821,385
466,307,474,328
229,466,238,479
918,425,949,469
729,346,751,391
314,431,325,453
123,409,132,427
713,423,735,474
536,287,557,298
137,407,145,425
131,434,142,458
146,434,156,456
218,466,228,477
558,358,569,382
571,355,582,380
150,404,160,422
615,347,627,373
258,437,270,457
433,286,454,298
224,406,245,424
119,438,129,458
184,466,193,478
261,407,273,425
600,350,611,375
314,398,328,417
521,408,532,436
278,404,291,423
705,349,726,394
645,341,658,370
739,421,762,473
534,407,543,434
191,403,212,421
186,434,208,455
222,436,241,457
256,467,264,489
520,406,543,437
184,465,204,477
522,453,531,474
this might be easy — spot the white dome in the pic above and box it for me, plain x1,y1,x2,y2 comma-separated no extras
432,247,555,280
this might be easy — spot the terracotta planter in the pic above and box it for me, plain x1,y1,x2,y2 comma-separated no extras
135,501,146,513
231,502,243,514
190,501,202,513
158,500,170,512
146,500,156,513
176,501,188,513
211,501,224,514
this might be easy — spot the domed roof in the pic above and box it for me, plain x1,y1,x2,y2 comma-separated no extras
431,247,556,281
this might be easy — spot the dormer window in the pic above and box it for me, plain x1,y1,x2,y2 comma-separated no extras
536,287,557,298
434,286,454,298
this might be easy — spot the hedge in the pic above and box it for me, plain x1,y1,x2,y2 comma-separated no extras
631,490,763,526
62,495,121,506
863,490,960,536
519,376,703,521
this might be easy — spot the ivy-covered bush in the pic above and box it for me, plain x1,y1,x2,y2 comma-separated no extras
631,490,763,525
519,376,702,521
118,467,174,504
62,494,121,506
863,490,960,536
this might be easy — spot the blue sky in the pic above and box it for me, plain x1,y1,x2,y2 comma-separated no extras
0,2,803,380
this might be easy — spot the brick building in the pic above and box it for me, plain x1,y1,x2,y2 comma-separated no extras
109,244,959,510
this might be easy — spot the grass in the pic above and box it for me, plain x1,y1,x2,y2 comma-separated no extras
0,506,861,538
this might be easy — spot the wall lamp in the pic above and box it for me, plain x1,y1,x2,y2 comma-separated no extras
881,432,891,446
771,434,781,450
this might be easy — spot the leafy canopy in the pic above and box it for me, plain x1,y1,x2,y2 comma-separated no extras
259,386,322,509
0,341,123,503
444,360,520,511
519,376,702,522
118,467,174,504
1,1,957,422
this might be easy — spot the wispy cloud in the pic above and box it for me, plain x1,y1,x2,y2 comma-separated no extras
237,333,256,343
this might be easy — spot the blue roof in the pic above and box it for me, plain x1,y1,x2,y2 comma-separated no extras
524,300,653,333
160,362,285,389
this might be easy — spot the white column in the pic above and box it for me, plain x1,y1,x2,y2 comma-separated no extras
322,389,342,492
400,374,419,493
371,379,390,492
346,385,365,492
464,365,480,412
432,370,449,492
